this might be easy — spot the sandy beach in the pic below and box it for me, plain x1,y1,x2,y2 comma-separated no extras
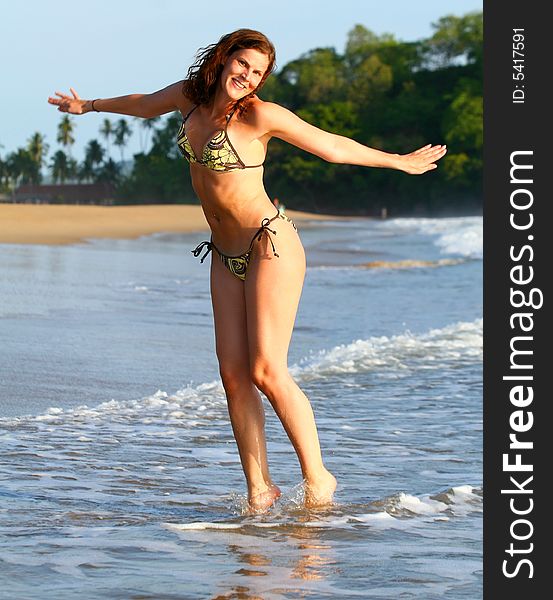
0,203,337,245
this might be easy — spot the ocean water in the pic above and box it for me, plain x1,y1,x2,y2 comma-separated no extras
0,215,482,599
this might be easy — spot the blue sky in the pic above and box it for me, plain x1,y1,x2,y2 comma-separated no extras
1,0,482,162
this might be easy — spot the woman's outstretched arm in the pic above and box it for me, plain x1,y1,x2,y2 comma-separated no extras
260,102,447,175
47,81,187,118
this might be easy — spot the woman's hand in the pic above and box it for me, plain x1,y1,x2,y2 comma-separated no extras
47,87,90,114
398,144,448,175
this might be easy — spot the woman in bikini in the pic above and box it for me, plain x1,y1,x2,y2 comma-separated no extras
48,29,446,512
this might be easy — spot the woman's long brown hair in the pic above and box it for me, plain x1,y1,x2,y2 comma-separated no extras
182,29,276,114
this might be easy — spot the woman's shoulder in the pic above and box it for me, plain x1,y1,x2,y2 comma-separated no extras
244,97,287,125
248,96,281,113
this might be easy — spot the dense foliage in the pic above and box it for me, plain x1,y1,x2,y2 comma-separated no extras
259,13,482,214
1,13,482,215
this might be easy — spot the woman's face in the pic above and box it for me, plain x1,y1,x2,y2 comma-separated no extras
220,48,270,101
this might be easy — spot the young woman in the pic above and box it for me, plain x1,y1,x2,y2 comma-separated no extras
48,29,446,512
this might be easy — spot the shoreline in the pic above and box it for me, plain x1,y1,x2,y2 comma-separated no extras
0,203,353,246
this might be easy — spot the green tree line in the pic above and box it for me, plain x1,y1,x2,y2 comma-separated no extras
1,13,482,215
0,115,140,188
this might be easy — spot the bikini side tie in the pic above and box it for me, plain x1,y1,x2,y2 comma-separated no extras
191,240,213,263
257,217,279,258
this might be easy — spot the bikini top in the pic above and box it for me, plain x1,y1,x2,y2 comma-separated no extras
176,105,264,172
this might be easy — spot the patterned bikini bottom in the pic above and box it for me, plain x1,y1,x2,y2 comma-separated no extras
192,209,296,281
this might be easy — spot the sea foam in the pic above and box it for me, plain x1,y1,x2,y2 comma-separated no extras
1,319,482,426
291,319,482,380
377,216,482,259
162,485,482,533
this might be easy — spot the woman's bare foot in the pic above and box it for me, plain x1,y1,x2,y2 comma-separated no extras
248,484,282,513
304,470,337,508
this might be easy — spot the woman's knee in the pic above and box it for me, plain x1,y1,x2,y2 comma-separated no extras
250,360,289,396
219,363,253,397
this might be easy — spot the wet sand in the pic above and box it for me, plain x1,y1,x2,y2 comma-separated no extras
0,203,338,245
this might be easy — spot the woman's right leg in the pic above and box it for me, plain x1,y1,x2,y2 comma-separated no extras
210,253,280,511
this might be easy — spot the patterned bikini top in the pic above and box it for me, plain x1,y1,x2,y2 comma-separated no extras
176,105,264,172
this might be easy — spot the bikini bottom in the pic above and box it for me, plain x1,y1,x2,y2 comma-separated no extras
192,209,296,281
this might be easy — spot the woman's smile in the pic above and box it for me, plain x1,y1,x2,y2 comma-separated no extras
231,77,247,91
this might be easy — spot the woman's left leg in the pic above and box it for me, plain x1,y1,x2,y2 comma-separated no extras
244,220,336,506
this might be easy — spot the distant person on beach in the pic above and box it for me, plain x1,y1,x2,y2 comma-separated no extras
272,197,285,215
48,29,446,512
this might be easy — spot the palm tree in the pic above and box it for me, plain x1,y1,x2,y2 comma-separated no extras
80,139,105,182
100,119,114,160
85,139,104,168
68,158,78,182
78,159,95,183
50,150,70,184
134,117,144,153
27,132,49,183
139,116,161,153
114,118,132,163
0,156,6,190
57,115,75,160
149,112,182,157
3,153,17,191
97,157,121,184
8,148,38,185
